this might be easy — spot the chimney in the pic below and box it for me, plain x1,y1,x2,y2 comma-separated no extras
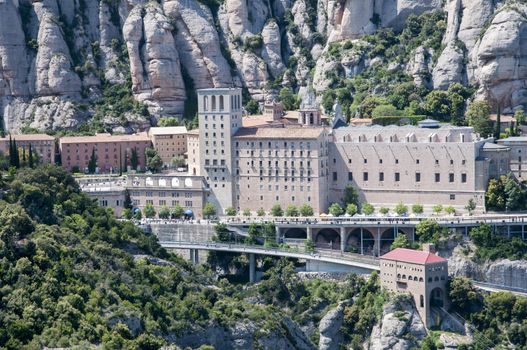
422,243,436,254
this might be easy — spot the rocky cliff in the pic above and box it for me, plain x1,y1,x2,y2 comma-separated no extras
1,0,527,131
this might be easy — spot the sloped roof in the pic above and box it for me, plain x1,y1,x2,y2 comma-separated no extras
149,126,188,135
380,248,446,264
234,126,325,139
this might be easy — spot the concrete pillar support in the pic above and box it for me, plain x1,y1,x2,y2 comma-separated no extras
340,227,346,252
249,253,256,283
377,227,381,257
360,227,364,255
307,226,313,241
275,226,280,242
194,249,199,264
189,249,196,264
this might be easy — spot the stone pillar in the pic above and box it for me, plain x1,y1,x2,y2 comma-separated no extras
275,226,280,242
340,227,346,252
360,227,364,255
249,253,256,283
189,249,195,264
377,227,381,257
307,226,312,241
507,225,511,238
194,249,199,264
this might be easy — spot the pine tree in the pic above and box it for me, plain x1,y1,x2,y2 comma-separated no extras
124,189,133,210
22,147,26,165
12,139,19,168
88,149,97,174
8,135,14,167
28,144,34,168
130,148,139,170
495,105,501,140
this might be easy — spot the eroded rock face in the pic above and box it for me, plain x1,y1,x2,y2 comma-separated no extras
365,295,426,350
3,0,527,131
318,302,345,350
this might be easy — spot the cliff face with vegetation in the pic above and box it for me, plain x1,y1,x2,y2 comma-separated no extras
1,0,527,132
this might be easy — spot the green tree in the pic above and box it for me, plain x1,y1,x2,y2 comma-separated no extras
465,199,476,215
28,144,34,168
379,207,389,215
88,149,97,174
299,204,314,216
279,88,300,111
394,202,408,216
203,203,216,218
391,234,412,249
514,109,525,125
432,204,443,215
495,105,501,140
485,177,506,211
415,219,443,243
346,203,358,216
304,238,315,253
424,90,451,120
143,203,156,218
448,277,479,314
145,148,163,173
171,204,184,219
412,204,423,214
123,189,133,210
245,223,259,245
130,147,139,170
270,204,283,217
158,206,170,219
213,223,231,242
225,207,237,216
134,209,142,220
466,101,492,137
245,99,259,115
329,203,343,216
342,184,359,206
445,206,456,215
171,155,185,168
504,174,526,211
243,208,251,217
256,208,266,217
362,203,375,215
285,205,299,217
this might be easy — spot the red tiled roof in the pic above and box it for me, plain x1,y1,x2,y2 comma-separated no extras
380,248,446,264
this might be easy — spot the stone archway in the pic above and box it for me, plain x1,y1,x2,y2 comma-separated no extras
380,228,397,255
284,227,307,239
346,228,375,255
315,228,340,250
430,287,444,308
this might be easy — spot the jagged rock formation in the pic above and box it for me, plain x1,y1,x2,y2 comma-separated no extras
440,237,527,290
364,295,427,350
318,302,345,350
2,0,527,130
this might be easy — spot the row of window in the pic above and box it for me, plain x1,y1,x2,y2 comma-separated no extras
134,191,194,198
236,141,314,148
238,150,314,157
237,195,311,202
132,199,194,207
336,171,467,183
343,158,467,166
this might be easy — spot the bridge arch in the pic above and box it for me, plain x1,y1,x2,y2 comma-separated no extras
315,228,340,250
346,228,375,255
379,228,408,255
283,227,307,239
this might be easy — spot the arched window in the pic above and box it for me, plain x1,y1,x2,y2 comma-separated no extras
428,277,432,282
414,276,418,281
230,95,234,109
204,96,209,111
402,275,406,279
211,95,217,110
434,276,439,282
420,295,424,308
219,95,224,110
419,277,424,282
397,273,401,279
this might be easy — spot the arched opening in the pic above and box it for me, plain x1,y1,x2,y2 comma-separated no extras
284,228,307,239
219,95,224,110
315,228,340,250
211,95,217,110
420,295,424,308
346,229,375,255
380,229,397,255
309,113,314,124
204,96,209,111
430,287,444,308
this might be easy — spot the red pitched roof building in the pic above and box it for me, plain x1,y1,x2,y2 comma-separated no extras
379,245,448,328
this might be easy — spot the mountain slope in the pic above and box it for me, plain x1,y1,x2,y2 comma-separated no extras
0,0,526,131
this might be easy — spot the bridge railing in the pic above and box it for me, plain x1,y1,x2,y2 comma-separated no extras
473,280,527,295
159,240,380,266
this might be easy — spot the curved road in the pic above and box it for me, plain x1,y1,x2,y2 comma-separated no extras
160,240,527,297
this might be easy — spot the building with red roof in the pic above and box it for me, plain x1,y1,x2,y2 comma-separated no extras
379,244,448,328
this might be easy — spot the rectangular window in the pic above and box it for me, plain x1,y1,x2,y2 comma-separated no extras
379,172,384,181
449,173,454,182
332,172,338,181
363,159,367,164
363,172,369,181
450,194,456,200
348,172,353,181
461,173,467,183
395,172,400,182
435,173,440,182
415,173,421,182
